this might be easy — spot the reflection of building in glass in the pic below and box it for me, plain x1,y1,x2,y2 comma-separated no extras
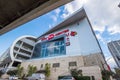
0,36,36,73
108,40,120,68
33,37,66,58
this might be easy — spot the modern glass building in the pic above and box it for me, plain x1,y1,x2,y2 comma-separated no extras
108,40,120,68
20,8,107,80
32,8,105,60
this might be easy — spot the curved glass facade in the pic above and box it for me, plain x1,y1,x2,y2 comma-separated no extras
32,37,66,58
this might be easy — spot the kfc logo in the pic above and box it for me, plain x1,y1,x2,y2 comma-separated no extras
70,31,77,36
48,34,54,40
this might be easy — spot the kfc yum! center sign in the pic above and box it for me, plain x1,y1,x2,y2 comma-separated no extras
39,29,77,46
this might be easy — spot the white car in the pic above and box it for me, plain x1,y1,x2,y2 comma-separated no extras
9,76,18,80
27,73,45,80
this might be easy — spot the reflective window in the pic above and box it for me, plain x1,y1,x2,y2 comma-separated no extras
32,37,65,58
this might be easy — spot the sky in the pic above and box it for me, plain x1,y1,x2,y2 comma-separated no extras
0,0,120,69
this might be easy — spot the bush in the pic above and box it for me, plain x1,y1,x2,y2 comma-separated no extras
7,70,18,76
101,70,113,80
27,65,37,76
45,63,51,77
73,76,90,80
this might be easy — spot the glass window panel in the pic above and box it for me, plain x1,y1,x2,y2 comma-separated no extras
32,37,65,58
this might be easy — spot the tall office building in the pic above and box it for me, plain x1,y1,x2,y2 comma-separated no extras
108,40,120,68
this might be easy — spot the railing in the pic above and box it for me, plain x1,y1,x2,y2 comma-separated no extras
21,39,35,46
14,50,31,58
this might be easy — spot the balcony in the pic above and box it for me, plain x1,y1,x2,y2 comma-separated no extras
21,38,35,46
16,54,30,60
14,50,31,58
21,46,33,53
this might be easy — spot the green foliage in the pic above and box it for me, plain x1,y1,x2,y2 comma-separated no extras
114,68,120,78
114,68,120,76
7,64,24,78
101,70,113,80
45,63,50,77
7,70,17,76
70,69,83,76
27,65,37,76
17,64,24,78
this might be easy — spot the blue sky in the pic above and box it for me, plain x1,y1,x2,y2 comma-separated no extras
0,0,120,69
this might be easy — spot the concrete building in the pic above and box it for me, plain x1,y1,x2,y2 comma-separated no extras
22,56,102,80
20,8,107,80
108,40,120,68
0,36,36,73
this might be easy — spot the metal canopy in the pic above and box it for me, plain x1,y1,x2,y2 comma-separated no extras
0,0,73,35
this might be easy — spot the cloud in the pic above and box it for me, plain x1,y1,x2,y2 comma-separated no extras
93,24,106,34
62,0,120,34
61,0,87,19
49,8,61,28
48,24,52,28
50,15,57,22
54,8,61,16
96,33,105,44
50,8,61,22
108,25,120,35
85,0,120,35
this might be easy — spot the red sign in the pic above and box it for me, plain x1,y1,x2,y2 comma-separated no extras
40,37,47,41
39,29,77,41
40,29,69,41
55,29,69,36
70,31,77,36
48,34,54,40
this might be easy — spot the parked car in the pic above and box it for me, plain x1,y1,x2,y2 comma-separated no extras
59,76,75,80
26,73,45,80
9,76,18,80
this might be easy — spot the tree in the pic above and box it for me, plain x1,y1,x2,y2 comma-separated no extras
114,68,120,75
101,70,113,80
27,65,37,76
7,70,17,76
114,68,120,78
17,64,24,78
7,64,24,78
45,63,50,77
